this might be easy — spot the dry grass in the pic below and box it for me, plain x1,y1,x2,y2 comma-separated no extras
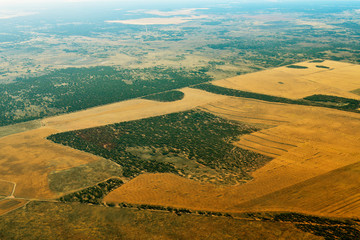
212,60,360,99
0,120,42,139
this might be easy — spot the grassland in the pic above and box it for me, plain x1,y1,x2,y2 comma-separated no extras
0,120,42,138
48,159,123,194
0,201,322,240
0,181,14,197
0,199,28,216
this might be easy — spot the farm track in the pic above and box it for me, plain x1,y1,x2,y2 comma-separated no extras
0,180,16,198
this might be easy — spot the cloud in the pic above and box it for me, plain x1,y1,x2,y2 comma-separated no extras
0,11,38,19
106,15,208,25
145,8,209,17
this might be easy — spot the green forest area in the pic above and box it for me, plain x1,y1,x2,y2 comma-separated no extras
48,110,271,184
0,67,211,126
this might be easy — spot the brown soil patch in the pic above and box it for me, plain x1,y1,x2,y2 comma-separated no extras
0,128,103,199
212,60,360,99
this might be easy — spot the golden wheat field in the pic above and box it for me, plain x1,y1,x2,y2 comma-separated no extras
212,60,360,100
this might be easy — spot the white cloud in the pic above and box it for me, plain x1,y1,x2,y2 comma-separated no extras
106,15,208,25
0,11,38,19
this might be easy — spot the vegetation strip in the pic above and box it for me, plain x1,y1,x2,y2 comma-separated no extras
142,90,185,102
191,83,360,113
59,178,124,204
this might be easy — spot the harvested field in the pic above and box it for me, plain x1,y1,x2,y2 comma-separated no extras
0,199,28,216
0,128,104,199
42,87,230,132
300,62,360,92
104,173,231,211
237,161,360,218
212,60,360,100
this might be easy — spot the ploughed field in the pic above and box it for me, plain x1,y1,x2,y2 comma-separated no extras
1,60,360,239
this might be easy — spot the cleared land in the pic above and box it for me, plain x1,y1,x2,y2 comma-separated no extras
212,60,360,100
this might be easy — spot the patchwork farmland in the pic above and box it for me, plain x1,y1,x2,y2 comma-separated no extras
1,60,360,239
